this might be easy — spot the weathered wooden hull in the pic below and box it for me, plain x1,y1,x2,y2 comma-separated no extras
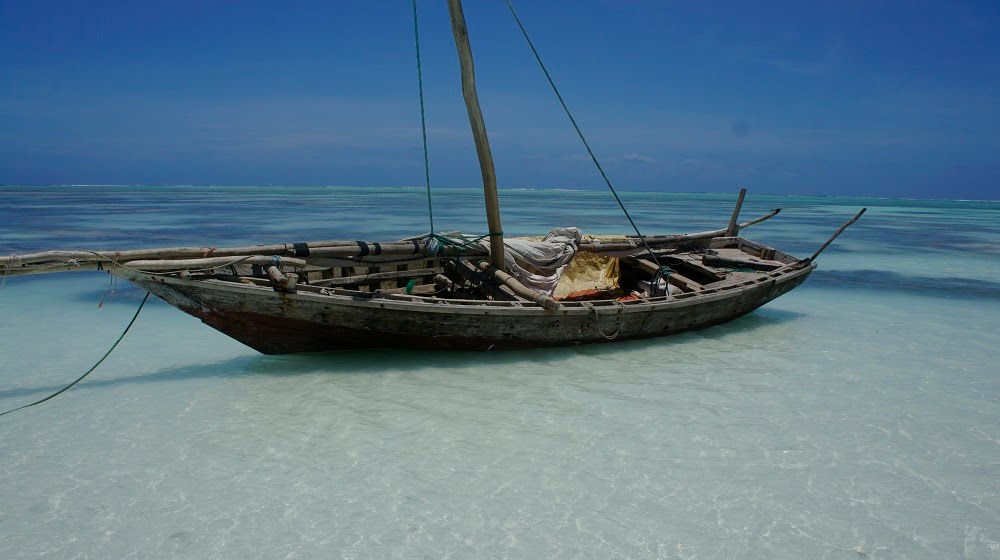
115,263,813,354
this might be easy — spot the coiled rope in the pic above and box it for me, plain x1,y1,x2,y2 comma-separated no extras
0,292,150,417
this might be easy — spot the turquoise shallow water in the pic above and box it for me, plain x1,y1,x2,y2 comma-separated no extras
1,186,998,559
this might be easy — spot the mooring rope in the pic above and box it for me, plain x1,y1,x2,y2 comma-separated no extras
0,292,150,417
502,0,669,277
585,301,626,340
412,0,435,235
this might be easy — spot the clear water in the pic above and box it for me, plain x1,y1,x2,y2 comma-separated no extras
1,186,997,559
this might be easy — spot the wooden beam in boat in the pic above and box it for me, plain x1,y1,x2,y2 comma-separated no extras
1,241,360,266
702,255,781,271
472,260,563,311
125,255,309,271
2,262,104,276
378,283,439,296
267,266,298,292
311,267,438,288
586,209,782,253
443,259,519,302
660,255,726,282
447,0,505,270
433,273,456,295
628,258,703,292
725,188,747,237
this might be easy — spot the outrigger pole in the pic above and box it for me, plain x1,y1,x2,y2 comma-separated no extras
446,0,505,270
807,208,867,263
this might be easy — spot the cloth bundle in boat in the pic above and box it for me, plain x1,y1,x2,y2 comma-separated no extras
481,227,582,295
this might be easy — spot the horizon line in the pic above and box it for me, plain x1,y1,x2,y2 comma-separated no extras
0,184,997,204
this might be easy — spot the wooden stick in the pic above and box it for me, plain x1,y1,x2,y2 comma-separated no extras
725,187,747,237
1,240,359,266
585,209,782,253
305,242,485,259
807,208,867,263
124,255,308,271
443,259,518,301
2,262,104,276
447,0,505,270
473,260,563,311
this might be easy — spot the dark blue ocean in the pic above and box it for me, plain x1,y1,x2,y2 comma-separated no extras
1,186,998,559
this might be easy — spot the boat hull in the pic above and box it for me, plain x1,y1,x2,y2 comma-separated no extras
116,265,813,354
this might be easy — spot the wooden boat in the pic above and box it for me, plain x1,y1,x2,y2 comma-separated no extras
0,0,864,355
2,205,862,354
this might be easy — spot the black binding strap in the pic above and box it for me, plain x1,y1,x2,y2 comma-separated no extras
372,242,382,256
412,240,420,254
292,242,310,257
356,241,369,257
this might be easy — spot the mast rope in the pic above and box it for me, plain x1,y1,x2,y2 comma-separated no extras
425,231,501,256
0,292,150,417
412,0,435,235
502,0,668,274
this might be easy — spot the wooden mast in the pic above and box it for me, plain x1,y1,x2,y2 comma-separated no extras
446,0,505,269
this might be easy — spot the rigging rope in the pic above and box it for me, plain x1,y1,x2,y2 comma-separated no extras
502,0,668,275
412,0,435,235
0,292,150,417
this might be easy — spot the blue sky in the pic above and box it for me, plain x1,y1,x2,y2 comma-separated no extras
2,1,998,199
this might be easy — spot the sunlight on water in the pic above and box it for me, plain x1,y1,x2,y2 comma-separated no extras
1,187,998,559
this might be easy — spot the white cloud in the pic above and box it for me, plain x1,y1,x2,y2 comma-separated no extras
623,153,655,164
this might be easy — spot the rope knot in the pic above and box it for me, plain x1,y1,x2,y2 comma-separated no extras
426,236,441,256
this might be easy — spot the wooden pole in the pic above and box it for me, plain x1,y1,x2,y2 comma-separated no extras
1,241,359,266
807,208,867,263
579,209,782,253
725,187,747,237
447,0,505,270
124,255,308,271
473,260,563,311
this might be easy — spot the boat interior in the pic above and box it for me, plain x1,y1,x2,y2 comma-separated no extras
202,235,801,307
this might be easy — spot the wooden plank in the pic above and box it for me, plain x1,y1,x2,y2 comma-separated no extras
661,255,726,282
702,255,781,271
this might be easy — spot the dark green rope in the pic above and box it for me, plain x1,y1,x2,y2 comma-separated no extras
502,0,664,271
412,0,435,235
426,232,502,256
0,292,150,417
